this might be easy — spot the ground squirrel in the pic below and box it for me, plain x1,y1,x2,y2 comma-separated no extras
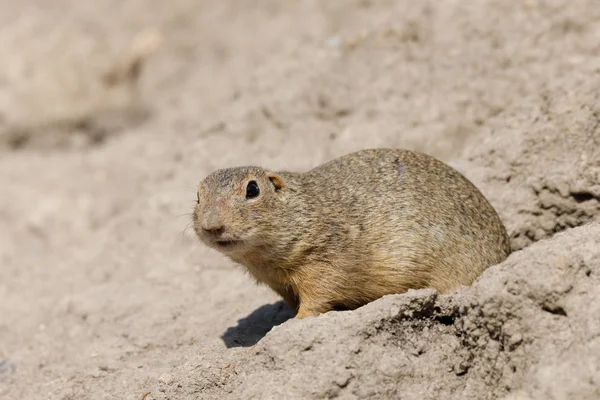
193,148,511,318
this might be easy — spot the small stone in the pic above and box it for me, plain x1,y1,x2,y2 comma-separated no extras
454,361,470,376
326,36,341,48
0,360,16,382
159,373,174,385
508,333,523,350
333,371,352,388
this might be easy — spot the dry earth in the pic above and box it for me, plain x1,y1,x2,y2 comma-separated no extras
1,1,599,399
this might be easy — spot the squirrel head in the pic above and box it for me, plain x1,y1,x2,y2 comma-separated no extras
193,166,287,255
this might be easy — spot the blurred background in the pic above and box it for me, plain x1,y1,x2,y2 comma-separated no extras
1,1,599,398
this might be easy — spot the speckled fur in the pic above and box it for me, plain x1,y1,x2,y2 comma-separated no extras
193,149,511,318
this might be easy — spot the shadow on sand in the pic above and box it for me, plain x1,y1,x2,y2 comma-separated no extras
221,301,294,348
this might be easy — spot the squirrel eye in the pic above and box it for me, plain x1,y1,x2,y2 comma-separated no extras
246,181,260,199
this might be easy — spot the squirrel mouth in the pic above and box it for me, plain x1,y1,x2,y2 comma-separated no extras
214,239,240,248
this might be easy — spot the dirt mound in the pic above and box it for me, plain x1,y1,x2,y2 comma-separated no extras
452,68,600,252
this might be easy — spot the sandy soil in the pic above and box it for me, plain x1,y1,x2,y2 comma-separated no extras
1,1,599,399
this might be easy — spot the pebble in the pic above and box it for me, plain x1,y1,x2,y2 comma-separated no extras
159,373,174,385
0,360,16,382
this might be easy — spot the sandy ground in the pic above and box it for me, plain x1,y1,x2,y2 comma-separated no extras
1,1,600,399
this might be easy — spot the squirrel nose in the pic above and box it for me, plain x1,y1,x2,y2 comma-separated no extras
201,211,225,235
202,224,225,235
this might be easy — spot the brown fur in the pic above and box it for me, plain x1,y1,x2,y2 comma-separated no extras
192,148,511,318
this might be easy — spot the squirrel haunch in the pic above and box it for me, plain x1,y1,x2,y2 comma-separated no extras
193,148,511,318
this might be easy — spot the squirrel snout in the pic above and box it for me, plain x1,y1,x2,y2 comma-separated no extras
201,211,225,236
202,224,225,236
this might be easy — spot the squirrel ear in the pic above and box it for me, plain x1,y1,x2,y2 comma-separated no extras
267,173,285,191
